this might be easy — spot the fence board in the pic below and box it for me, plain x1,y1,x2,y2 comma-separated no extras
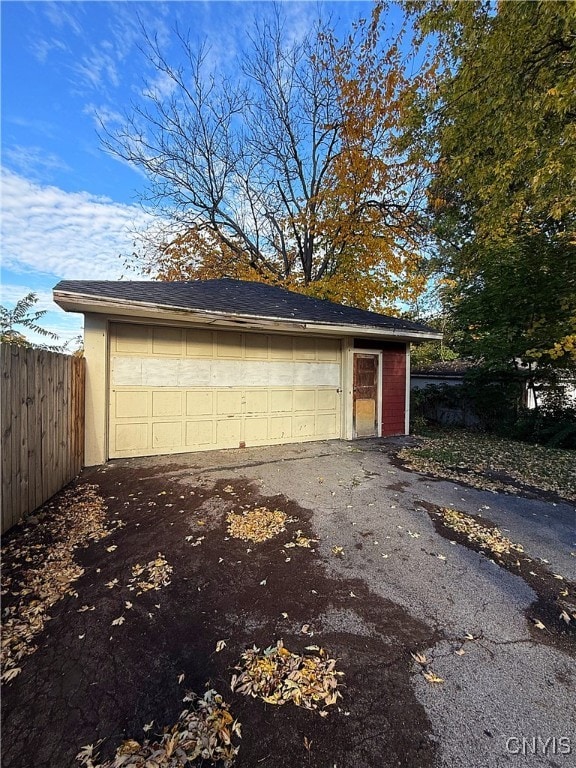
1,345,85,533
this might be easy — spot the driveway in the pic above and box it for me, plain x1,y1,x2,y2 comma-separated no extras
2,438,575,768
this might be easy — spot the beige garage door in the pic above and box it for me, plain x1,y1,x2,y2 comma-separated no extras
108,323,342,458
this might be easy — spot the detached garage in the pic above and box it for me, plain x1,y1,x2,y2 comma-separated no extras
53,279,441,465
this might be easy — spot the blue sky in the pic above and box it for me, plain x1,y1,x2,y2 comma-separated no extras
1,0,398,345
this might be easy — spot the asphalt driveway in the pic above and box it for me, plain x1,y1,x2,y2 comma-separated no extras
2,438,575,768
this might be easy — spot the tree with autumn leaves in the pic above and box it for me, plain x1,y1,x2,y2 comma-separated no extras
409,0,576,375
110,1,575,387
105,4,434,310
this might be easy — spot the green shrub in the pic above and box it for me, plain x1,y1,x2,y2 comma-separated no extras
410,373,576,448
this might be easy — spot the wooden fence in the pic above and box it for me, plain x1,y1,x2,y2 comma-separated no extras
1,344,85,534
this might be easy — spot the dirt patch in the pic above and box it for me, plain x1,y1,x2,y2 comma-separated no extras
385,480,410,492
419,501,576,657
2,465,441,768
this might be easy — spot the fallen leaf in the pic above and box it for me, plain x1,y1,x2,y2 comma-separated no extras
111,616,125,626
178,673,185,684
216,640,227,653
1,667,22,682
411,652,428,666
423,671,444,684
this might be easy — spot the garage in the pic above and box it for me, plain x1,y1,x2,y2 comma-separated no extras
53,278,441,464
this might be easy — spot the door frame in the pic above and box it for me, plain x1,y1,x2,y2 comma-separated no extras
351,350,382,438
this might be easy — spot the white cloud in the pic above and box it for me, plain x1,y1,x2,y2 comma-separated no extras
73,45,120,91
0,284,56,312
30,35,70,65
1,169,155,281
3,145,70,182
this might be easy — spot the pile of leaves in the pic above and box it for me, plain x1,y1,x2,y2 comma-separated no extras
127,554,173,595
226,507,294,543
76,689,241,767
399,429,575,500
1,484,115,683
231,640,343,713
438,507,524,557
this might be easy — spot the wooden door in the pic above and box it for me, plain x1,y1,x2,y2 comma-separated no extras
353,353,379,437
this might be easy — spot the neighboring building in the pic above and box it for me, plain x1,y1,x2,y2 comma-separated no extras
53,279,441,464
410,360,474,391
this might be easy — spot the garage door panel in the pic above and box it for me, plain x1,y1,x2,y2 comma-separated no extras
317,390,337,411
186,391,213,416
293,415,315,437
186,420,214,446
179,360,211,387
186,330,214,357
152,327,183,355
245,334,269,359
217,390,242,414
114,390,148,419
115,423,148,452
294,390,315,411
142,359,179,386
270,416,292,439
152,391,183,417
317,413,337,436
271,390,292,412
212,360,243,386
217,331,243,358
294,337,316,360
114,324,149,353
245,391,268,413
270,336,293,359
245,417,269,442
112,358,143,386
216,419,242,446
153,422,183,448
317,339,340,361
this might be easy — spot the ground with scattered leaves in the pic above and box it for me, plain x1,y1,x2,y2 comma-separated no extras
421,501,576,655
2,439,574,768
398,429,576,501
1,465,438,768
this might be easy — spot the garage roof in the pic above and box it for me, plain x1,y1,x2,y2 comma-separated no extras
53,278,442,340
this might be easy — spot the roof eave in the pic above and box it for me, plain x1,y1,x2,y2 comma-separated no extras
53,291,443,343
